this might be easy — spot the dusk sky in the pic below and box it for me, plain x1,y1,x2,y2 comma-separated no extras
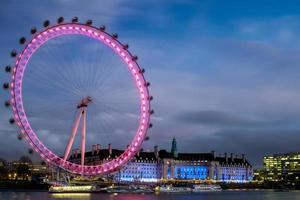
1,0,300,168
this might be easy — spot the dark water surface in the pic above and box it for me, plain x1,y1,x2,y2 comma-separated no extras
1,191,300,200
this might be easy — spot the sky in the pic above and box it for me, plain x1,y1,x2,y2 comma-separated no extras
1,0,300,168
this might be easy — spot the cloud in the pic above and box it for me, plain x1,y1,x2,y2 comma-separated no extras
175,110,267,127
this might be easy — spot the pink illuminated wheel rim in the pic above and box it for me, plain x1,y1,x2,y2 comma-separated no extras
9,21,152,176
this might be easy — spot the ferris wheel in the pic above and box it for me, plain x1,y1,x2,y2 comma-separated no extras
3,17,153,176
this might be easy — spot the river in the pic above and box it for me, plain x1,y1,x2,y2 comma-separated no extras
1,191,300,200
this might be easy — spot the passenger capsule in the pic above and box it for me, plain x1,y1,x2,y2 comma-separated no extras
4,100,10,107
99,25,106,31
9,118,15,124
123,44,129,50
43,20,50,27
3,83,9,90
5,65,11,73
30,27,37,34
57,17,64,24
10,50,17,57
19,37,26,44
72,17,79,23
86,19,93,25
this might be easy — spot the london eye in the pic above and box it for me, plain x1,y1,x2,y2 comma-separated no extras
3,17,153,176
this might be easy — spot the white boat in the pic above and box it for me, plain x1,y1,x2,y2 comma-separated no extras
105,185,153,193
155,185,192,193
192,184,222,192
49,185,97,193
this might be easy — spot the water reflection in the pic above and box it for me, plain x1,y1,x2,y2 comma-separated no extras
1,191,300,200
50,193,91,199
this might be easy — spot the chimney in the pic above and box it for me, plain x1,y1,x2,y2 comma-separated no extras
96,144,100,154
242,154,245,162
230,153,234,161
211,150,215,159
225,153,228,162
92,145,96,155
73,148,79,158
108,143,112,155
154,146,159,159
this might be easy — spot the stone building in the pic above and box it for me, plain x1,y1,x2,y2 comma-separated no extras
68,138,253,183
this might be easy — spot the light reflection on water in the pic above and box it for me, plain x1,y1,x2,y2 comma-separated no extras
1,191,300,200
50,193,91,199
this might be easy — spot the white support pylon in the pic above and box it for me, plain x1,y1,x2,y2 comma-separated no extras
63,108,83,162
81,107,87,174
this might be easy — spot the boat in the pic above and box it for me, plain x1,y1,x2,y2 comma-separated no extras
192,184,222,192
155,184,222,193
155,185,192,193
105,185,153,193
49,185,98,193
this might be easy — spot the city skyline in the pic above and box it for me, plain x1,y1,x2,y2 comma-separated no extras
2,0,300,169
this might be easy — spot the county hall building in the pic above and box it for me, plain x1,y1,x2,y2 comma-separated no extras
69,138,253,183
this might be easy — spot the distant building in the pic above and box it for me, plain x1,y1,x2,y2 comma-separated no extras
264,152,300,182
69,138,253,183
253,169,265,182
6,161,49,181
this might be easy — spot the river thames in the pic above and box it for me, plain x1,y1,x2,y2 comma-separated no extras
1,191,300,200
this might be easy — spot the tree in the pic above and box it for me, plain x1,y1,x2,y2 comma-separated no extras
19,156,32,164
0,158,8,180
17,156,32,180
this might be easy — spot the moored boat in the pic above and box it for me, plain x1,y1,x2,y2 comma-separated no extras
105,185,153,193
192,184,222,192
155,185,192,193
49,185,98,193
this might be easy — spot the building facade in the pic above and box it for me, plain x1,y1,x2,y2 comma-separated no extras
69,139,253,183
158,150,252,182
264,152,300,182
